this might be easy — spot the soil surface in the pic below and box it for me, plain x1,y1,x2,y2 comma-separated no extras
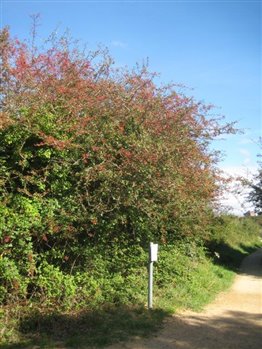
106,249,262,349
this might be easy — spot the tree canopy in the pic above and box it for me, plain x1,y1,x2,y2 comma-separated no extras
249,142,262,214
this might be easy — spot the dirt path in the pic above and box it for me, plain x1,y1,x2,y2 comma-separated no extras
107,249,262,349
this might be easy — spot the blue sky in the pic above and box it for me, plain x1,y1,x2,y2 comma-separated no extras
1,0,261,213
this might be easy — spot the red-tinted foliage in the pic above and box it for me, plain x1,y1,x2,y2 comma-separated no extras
0,27,236,245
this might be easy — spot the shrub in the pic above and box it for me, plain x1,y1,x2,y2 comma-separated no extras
0,26,236,308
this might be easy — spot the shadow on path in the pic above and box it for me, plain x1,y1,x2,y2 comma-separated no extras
128,310,262,349
206,242,262,277
240,248,262,277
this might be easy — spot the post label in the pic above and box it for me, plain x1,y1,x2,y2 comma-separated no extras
150,242,158,262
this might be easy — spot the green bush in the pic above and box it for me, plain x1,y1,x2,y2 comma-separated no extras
34,262,77,308
0,257,29,303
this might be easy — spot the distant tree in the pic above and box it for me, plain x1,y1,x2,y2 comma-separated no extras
249,141,262,214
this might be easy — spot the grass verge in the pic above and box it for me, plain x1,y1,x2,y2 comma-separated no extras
0,305,168,349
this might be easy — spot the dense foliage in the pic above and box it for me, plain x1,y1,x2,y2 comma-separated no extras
249,142,262,214
0,27,238,307
249,170,262,214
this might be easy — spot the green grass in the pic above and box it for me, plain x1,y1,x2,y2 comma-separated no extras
0,305,168,349
155,256,234,313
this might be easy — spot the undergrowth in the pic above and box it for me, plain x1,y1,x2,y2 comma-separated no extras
1,216,261,348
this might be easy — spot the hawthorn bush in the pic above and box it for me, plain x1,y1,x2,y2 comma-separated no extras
0,27,236,307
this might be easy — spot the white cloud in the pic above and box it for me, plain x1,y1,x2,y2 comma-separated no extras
111,40,128,49
239,148,252,165
239,137,253,145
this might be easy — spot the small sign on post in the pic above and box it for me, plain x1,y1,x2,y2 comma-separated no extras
150,242,158,262
148,242,158,309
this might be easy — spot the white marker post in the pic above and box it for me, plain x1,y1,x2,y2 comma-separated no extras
148,242,158,309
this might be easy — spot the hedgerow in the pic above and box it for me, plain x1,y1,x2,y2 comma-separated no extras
0,26,239,309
